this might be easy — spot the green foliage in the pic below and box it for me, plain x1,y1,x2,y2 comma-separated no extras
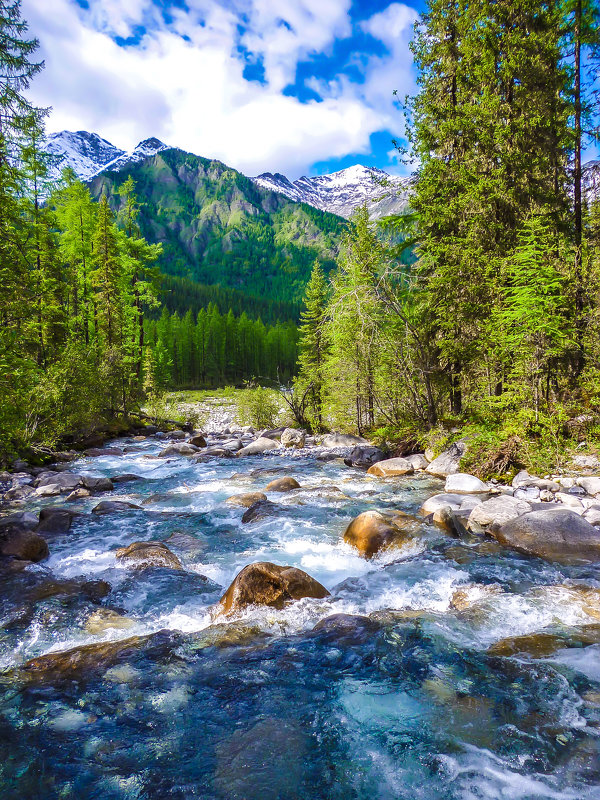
235,386,281,429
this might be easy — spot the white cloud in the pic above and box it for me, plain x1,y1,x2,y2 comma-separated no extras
22,0,419,177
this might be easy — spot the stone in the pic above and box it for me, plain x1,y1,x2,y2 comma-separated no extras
512,470,560,492
0,527,48,561
450,583,503,612
467,495,532,531
84,447,124,457
404,453,429,470
4,485,35,501
367,457,414,477
577,477,600,497
344,445,385,468
81,475,114,492
444,473,488,493
241,500,280,524
236,437,280,456
85,608,135,635
166,430,186,440
420,493,464,516
425,442,466,477
66,488,91,502
37,507,74,534
572,455,600,470
514,487,540,502
556,492,584,510
432,507,469,537
218,561,329,615
91,501,142,515
280,428,306,448
487,625,600,658
0,512,38,531
115,541,183,570
584,508,600,526
158,443,198,457
111,474,142,484
493,508,600,562
259,427,285,441
343,510,410,559
35,472,82,493
226,492,268,508
321,432,368,448
265,477,300,492
188,434,207,448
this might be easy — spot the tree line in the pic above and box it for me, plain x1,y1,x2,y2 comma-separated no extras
145,307,298,390
294,0,600,473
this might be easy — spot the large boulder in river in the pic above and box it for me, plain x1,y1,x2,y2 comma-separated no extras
445,473,488,493
226,492,267,508
321,432,368,448
0,527,48,561
343,510,409,559
420,493,464,516
241,500,280,524
115,541,183,570
493,508,600,562
218,561,330,615
425,442,466,477
265,477,300,492
367,457,414,477
35,472,82,494
81,475,114,493
344,445,385,469
188,433,207,448
467,495,532,532
158,443,198,457
280,428,306,448
37,507,74,534
237,437,280,456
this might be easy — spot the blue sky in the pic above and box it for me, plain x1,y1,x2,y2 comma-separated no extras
22,0,597,178
23,0,427,177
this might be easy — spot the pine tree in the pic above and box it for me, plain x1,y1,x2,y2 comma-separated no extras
296,262,329,430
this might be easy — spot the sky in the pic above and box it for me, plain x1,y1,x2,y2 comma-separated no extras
21,0,427,179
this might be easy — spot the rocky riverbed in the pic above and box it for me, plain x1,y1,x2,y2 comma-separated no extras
1,418,600,799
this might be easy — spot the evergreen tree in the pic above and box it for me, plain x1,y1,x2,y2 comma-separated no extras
296,262,329,430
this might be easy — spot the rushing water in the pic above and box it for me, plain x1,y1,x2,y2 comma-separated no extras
1,433,600,799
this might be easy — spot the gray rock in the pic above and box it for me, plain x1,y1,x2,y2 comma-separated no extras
241,500,280,523
514,487,540,502
572,455,600,470
37,507,74,534
467,495,532,531
584,508,600,526
36,472,82,492
280,428,306,448
259,428,286,441
425,442,466,477
166,430,186,440
66,488,92,502
82,476,114,493
512,470,560,492
404,453,429,470
111,474,142,484
237,437,280,457
444,473,488,493
345,445,385,468
577,477,600,497
420,493,465,515
321,433,369,448
158,443,198,457
367,457,414,477
494,508,600,561
556,492,584,510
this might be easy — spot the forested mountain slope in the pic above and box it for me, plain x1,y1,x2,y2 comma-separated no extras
89,149,346,305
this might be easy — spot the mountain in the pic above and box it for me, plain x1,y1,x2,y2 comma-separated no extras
89,148,345,304
583,160,600,202
44,130,125,181
252,164,411,219
44,131,169,182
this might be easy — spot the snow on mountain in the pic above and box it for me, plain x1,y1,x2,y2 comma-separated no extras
252,164,411,219
44,130,125,182
44,132,169,182
583,160,600,202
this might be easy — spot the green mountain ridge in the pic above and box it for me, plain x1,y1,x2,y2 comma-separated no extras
89,148,346,306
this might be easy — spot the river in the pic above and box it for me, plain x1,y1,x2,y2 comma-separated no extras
1,431,599,799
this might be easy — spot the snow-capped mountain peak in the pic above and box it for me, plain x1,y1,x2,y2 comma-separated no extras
44,131,170,182
253,164,411,219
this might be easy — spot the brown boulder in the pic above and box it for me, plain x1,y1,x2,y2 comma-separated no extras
241,500,280,524
367,457,414,477
188,434,207,448
0,527,48,561
487,625,600,657
92,500,142,515
265,477,300,492
218,562,330,615
115,541,183,570
226,492,267,508
343,510,410,559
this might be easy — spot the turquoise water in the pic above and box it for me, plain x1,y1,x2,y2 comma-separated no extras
1,435,600,799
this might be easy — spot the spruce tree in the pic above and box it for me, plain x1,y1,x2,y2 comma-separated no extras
296,262,329,430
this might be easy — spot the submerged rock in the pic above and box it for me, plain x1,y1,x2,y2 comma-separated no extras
343,510,410,559
92,500,142,515
241,500,280,524
115,541,183,570
367,457,414,477
265,477,300,492
218,561,330,615
488,625,600,657
85,608,135,634
226,492,268,508
493,508,600,562
236,437,280,456
450,583,503,612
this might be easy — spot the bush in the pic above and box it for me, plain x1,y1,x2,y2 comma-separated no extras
235,387,281,429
